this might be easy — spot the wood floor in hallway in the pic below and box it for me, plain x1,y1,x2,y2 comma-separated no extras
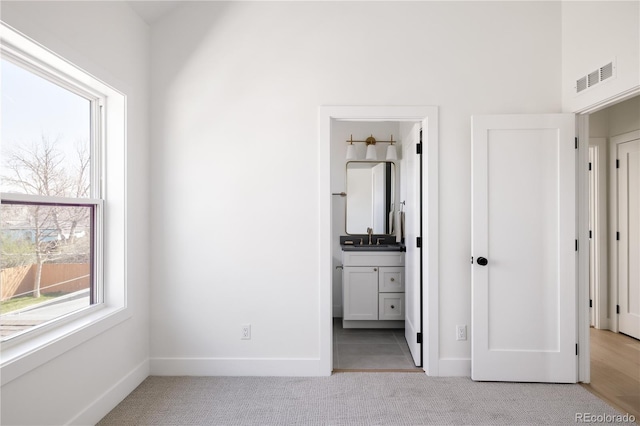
583,328,640,421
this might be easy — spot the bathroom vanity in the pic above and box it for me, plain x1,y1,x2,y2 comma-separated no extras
338,158,405,328
341,247,405,329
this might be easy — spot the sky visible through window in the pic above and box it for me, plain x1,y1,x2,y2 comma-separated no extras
1,58,90,194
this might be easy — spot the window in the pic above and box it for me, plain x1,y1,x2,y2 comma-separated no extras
0,23,127,381
1,56,103,341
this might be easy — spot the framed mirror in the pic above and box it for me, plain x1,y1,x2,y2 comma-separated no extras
345,161,395,235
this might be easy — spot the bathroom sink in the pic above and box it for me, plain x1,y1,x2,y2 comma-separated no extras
341,244,404,252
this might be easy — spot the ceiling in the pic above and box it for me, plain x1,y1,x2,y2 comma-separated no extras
127,1,183,25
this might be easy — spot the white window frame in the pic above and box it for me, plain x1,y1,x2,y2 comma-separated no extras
1,49,105,342
0,22,129,386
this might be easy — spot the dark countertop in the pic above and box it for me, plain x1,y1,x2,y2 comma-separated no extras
340,235,405,252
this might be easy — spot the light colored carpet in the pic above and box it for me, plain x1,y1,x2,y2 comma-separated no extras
98,373,623,425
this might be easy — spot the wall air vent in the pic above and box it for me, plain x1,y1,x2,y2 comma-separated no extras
576,76,588,93
575,60,616,95
600,62,613,81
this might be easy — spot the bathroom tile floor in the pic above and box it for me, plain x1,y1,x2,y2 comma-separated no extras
332,318,422,371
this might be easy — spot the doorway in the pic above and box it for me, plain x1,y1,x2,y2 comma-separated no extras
332,120,419,371
318,106,439,376
583,95,640,408
586,94,640,337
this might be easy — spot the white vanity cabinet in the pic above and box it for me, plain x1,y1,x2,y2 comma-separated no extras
342,251,405,328
342,267,379,320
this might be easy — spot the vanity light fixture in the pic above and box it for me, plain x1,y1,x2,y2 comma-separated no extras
345,134,398,161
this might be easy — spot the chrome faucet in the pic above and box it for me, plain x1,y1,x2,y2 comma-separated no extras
367,227,373,245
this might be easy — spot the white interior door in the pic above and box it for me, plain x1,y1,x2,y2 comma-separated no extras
471,114,577,383
403,122,422,366
617,137,640,339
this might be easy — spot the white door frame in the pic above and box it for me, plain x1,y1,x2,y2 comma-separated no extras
318,106,439,375
575,88,640,384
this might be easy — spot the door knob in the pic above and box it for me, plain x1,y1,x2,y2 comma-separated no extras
477,257,488,266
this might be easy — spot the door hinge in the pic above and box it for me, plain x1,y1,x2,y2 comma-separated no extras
589,230,592,239
417,237,422,248
588,162,592,171
417,332,423,344
576,343,578,356
575,137,578,149
589,299,593,308
617,304,620,314
416,143,422,155
575,239,578,251
616,232,620,241
616,159,620,168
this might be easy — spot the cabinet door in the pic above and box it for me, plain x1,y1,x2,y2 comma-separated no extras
379,293,404,320
343,267,378,320
379,267,404,292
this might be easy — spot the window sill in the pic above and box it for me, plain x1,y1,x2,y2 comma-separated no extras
0,303,131,386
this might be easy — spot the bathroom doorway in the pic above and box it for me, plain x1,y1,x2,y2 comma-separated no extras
318,106,439,375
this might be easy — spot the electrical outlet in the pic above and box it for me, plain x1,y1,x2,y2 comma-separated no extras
241,324,251,340
456,325,467,341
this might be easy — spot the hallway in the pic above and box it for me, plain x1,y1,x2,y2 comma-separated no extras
583,328,640,420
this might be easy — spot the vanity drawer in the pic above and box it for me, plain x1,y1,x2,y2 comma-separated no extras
378,293,404,321
379,267,404,292
342,251,405,267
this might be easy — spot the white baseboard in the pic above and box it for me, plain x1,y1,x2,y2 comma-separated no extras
150,357,327,377
438,358,471,377
342,320,404,329
67,358,149,425
594,318,610,331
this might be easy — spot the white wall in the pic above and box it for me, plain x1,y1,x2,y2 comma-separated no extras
0,2,150,424
149,1,562,375
608,95,640,137
590,95,640,137
562,1,640,113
